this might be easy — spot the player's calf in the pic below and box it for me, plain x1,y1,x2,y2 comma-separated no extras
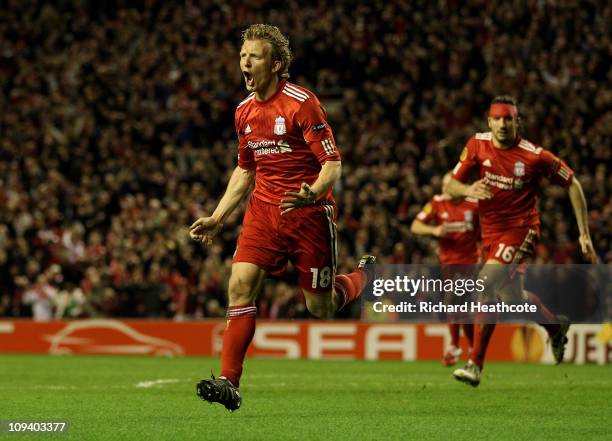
334,255,377,310
304,292,336,319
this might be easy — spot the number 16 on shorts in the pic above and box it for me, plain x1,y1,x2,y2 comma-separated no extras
310,266,332,289
495,243,516,263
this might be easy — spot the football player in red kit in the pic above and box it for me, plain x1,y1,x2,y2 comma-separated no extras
189,24,375,410
448,95,597,386
411,173,478,366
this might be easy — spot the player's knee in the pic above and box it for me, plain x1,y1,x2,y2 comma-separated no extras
479,289,497,303
305,298,335,319
228,274,257,305
479,263,507,299
302,288,336,319
308,304,334,319
498,284,526,303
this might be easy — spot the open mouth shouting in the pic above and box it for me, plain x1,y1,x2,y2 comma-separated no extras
243,71,255,88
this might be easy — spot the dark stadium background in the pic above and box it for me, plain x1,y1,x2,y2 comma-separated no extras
0,0,609,321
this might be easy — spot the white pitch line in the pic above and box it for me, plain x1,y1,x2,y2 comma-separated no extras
40,385,78,390
135,379,180,388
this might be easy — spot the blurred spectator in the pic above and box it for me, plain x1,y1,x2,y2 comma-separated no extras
22,265,62,321
0,1,609,320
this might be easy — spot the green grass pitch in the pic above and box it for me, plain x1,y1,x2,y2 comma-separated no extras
1,355,610,441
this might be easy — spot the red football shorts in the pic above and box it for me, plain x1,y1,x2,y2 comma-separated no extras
481,225,540,269
233,196,338,293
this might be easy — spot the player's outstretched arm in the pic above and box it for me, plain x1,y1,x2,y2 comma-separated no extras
410,219,446,237
447,177,492,200
568,177,598,263
280,160,341,215
189,166,254,245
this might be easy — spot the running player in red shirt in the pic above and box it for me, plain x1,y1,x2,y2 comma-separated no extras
411,173,478,366
189,24,375,410
448,95,597,386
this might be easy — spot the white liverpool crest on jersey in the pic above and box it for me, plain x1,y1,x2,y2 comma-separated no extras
274,116,286,135
514,161,525,177
245,124,252,134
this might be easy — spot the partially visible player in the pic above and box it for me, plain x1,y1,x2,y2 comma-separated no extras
411,172,478,366
448,95,597,386
189,24,375,410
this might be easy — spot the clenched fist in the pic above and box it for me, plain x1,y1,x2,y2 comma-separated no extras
189,217,223,246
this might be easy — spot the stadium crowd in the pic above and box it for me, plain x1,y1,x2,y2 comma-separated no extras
1,0,610,320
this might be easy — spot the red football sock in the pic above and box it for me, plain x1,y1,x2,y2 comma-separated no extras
462,323,475,347
220,304,257,387
449,323,460,347
472,304,498,369
334,270,366,309
473,324,496,369
525,291,560,338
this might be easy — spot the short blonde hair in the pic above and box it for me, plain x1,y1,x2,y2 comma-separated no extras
242,24,292,79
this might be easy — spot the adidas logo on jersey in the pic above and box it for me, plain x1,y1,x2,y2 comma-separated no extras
245,124,252,134
483,159,492,167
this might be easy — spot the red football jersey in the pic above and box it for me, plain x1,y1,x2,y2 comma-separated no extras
416,195,480,264
235,80,341,206
452,132,574,235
